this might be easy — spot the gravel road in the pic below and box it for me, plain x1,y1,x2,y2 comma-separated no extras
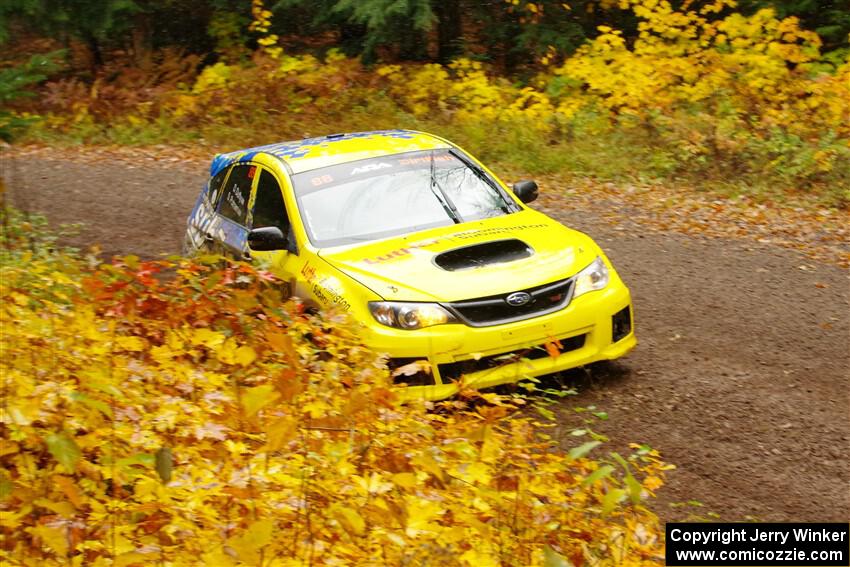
3,152,848,522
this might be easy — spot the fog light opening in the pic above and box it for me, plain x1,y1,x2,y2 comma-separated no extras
612,306,632,343
386,357,434,387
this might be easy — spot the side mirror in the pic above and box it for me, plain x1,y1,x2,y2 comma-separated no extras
512,180,539,204
248,226,288,251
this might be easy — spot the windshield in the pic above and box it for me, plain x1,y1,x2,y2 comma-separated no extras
292,149,520,248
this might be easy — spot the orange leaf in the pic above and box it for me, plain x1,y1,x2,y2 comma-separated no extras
267,330,298,367
344,390,369,416
371,387,398,409
53,475,84,508
273,368,304,401
265,416,298,452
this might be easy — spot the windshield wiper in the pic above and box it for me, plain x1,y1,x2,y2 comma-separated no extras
448,149,520,213
429,150,462,224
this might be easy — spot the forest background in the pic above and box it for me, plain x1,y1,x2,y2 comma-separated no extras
1,0,849,206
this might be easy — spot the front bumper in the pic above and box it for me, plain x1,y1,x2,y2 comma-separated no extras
360,281,636,401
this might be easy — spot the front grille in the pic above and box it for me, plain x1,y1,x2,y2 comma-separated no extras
439,334,586,381
444,277,574,327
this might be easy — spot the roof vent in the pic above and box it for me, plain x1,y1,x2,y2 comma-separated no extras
433,239,533,271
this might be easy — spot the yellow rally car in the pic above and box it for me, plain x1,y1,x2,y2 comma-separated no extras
185,130,635,400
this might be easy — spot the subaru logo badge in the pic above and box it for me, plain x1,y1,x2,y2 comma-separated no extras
505,292,531,306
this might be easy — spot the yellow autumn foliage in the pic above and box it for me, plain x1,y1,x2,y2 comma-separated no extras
165,0,846,187
23,0,849,198
186,0,848,145
557,0,849,141
0,210,669,565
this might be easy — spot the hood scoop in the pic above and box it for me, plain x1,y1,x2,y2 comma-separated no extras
433,239,533,271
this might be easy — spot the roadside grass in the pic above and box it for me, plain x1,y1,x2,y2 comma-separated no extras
23,109,849,210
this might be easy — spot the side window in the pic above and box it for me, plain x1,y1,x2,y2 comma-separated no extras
218,164,254,225
207,168,229,208
252,170,290,233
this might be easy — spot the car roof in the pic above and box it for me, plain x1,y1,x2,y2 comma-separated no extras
209,129,452,177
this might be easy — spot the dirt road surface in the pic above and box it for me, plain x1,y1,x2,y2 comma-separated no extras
3,151,848,523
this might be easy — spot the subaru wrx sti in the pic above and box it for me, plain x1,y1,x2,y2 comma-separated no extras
185,130,636,400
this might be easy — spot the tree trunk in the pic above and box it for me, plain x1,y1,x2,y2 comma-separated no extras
83,31,103,72
398,30,428,61
482,0,520,74
436,0,463,64
131,12,153,71
339,22,369,57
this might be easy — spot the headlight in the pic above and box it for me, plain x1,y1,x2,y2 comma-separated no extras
573,256,610,298
368,302,457,330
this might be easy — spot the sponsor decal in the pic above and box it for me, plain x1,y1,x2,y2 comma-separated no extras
351,162,392,176
190,202,214,231
301,261,318,283
362,238,442,265
312,278,351,311
225,183,247,216
300,263,350,311
363,248,412,265
398,154,453,166
451,224,548,240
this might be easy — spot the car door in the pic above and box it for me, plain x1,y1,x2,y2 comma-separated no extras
247,166,300,296
214,163,257,260
185,167,229,254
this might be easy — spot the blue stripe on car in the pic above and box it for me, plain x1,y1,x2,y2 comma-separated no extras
208,130,417,177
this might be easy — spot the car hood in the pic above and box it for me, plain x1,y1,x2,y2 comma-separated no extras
318,210,600,302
